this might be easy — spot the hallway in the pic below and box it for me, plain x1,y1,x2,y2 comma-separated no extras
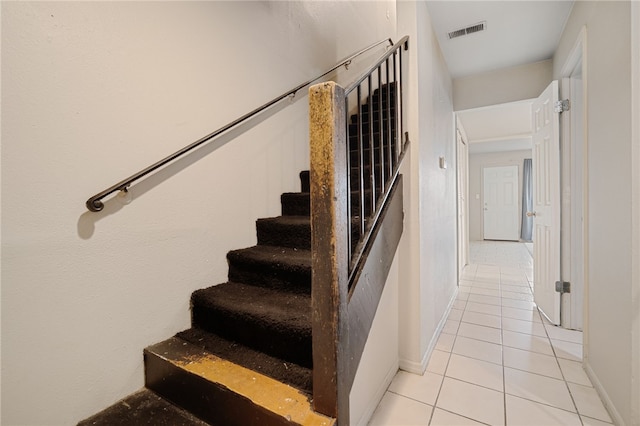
369,241,612,425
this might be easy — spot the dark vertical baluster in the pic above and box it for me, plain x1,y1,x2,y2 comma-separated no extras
393,51,398,164
399,44,405,147
386,58,392,180
345,96,352,263
377,65,385,199
367,75,375,218
357,85,365,239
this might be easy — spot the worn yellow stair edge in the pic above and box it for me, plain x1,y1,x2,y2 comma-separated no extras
162,343,335,426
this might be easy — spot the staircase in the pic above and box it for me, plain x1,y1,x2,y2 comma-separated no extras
78,83,401,426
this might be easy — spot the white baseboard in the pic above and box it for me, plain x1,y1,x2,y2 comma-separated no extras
353,361,399,426
399,287,459,375
584,360,625,426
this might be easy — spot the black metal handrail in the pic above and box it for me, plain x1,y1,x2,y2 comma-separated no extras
85,38,394,212
344,35,410,286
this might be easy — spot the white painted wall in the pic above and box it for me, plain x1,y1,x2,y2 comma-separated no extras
553,2,636,424
1,2,396,424
453,59,552,111
350,254,399,426
396,1,457,374
468,150,532,242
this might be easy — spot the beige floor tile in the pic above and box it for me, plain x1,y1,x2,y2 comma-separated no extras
551,339,583,361
468,281,501,290
503,346,563,379
465,301,502,316
429,408,486,425
426,349,451,375
568,383,613,423
501,284,532,294
452,335,502,365
442,319,460,335
502,317,547,337
501,290,534,301
468,287,501,297
504,367,576,412
502,330,554,356
557,358,591,386
456,291,470,302
435,333,455,352
445,353,503,391
580,416,614,426
505,394,581,425
500,298,536,310
467,294,502,306
436,378,505,426
388,370,443,406
461,310,501,329
369,392,432,426
501,306,542,323
453,299,467,309
447,308,463,321
457,322,502,345
544,324,583,344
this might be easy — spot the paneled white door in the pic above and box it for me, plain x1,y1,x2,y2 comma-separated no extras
483,165,519,241
532,80,561,325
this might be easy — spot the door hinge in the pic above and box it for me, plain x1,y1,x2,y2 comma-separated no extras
555,281,571,293
554,99,570,113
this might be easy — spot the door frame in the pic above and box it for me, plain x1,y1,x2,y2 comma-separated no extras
456,116,469,278
559,26,588,333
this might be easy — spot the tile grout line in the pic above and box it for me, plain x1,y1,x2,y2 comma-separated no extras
427,293,464,426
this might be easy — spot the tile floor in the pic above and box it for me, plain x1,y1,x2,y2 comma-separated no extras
369,241,613,426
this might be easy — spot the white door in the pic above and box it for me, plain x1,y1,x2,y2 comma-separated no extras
483,165,519,241
532,80,561,325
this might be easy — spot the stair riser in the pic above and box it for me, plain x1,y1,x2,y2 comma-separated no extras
256,220,366,252
256,220,310,249
282,192,375,218
145,349,303,426
227,260,311,293
191,305,312,368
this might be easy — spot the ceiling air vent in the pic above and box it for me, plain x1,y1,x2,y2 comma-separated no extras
447,21,486,39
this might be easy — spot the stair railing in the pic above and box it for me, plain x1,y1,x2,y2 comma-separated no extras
309,35,409,422
85,38,393,213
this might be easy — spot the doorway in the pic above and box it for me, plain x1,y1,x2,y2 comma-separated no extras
482,165,520,241
560,27,587,331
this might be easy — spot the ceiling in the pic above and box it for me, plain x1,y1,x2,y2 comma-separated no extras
457,100,533,154
426,1,574,79
426,1,574,154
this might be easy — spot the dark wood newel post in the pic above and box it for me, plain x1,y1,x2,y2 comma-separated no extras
309,81,350,423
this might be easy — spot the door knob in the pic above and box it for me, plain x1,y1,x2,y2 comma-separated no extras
526,211,536,217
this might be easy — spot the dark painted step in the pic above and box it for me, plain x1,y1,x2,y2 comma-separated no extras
300,170,310,193
176,327,312,394
282,192,311,216
77,388,209,426
191,281,312,367
282,190,374,218
145,337,333,426
256,216,310,249
256,215,369,252
227,245,311,293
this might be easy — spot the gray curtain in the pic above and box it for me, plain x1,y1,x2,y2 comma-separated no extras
521,159,533,241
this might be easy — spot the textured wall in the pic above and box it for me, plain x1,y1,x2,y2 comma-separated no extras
397,0,457,374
